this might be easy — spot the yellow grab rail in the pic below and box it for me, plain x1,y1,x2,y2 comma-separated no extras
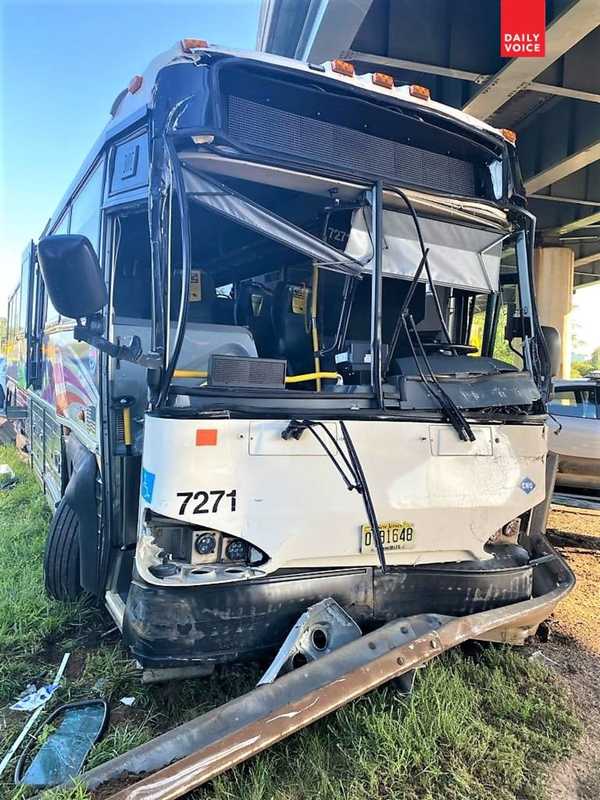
172,369,340,385
173,370,208,379
285,372,340,384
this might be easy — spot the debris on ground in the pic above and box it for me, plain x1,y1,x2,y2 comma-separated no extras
0,463,16,489
119,697,136,707
527,649,559,668
10,683,60,712
0,653,70,778
15,699,109,788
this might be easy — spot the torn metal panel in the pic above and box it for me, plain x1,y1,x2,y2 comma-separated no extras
182,166,368,275
258,598,362,685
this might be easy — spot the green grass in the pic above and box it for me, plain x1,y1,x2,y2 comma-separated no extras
0,446,95,702
0,443,582,800
187,647,580,800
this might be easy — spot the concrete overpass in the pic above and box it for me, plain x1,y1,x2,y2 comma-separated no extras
257,0,600,375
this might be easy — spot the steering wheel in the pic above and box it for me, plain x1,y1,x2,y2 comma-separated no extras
419,342,479,354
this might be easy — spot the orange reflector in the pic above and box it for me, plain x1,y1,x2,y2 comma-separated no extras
128,75,143,94
331,59,355,77
181,38,208,52
372,72,394,89
409,84,431,100
196,429,218,446
501,128,518,145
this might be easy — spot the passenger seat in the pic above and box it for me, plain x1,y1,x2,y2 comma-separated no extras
271,281,314,376
235,282,276,358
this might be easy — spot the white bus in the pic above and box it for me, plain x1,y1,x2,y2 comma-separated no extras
2,40,571,679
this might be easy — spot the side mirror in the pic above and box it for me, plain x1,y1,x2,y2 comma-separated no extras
37,235,108,319
541,325,561,378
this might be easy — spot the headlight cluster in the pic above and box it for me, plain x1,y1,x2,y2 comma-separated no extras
487,516,522,545
193,529,253,564
141,514,265,581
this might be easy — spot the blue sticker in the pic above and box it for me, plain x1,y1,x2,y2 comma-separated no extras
520,477,536,494
141,468,156,503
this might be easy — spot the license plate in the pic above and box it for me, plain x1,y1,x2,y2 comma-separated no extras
360,521,416,553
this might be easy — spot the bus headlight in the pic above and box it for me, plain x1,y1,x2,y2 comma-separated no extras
488,517,521,545
194,532,218,556
225,538,249,562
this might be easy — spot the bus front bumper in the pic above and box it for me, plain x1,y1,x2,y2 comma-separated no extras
122,527,573,668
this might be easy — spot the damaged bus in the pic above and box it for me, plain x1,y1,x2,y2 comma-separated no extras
2,41,572,679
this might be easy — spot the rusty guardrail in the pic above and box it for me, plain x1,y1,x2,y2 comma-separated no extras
48,525,573,800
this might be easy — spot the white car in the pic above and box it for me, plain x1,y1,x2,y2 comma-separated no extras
548,375,600,493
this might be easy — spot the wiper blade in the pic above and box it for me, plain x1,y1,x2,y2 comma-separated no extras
405,315,475,442
281,419,388,572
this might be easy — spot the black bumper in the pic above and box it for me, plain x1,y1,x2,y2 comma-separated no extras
123,554,533,668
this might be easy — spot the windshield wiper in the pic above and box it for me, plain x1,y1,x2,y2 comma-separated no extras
404,315,475,442
282,419,388,572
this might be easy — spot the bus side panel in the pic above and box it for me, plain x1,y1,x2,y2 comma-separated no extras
29,395,62,507
41,327,100,442
4,333,28,416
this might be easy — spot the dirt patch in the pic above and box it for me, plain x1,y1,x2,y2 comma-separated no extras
547,509,600,654
541,508,600,799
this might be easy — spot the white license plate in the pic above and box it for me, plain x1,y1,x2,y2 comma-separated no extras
361,521,416,553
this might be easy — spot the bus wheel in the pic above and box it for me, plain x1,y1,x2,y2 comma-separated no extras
44,500,82,600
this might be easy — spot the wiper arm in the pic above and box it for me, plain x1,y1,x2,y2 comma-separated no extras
385,248,430,375
405,315,475,442
382,245,475,441
392,188,454,347
282,419,388,572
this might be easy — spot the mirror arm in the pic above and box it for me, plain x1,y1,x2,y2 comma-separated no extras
74,317,163,369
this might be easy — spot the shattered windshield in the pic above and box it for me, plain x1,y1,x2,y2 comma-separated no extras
117,157,537,411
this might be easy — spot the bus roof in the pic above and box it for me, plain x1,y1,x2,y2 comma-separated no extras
44,41,511,239
108,42,508,141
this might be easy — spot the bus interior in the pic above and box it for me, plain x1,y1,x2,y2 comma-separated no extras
110,155,528,419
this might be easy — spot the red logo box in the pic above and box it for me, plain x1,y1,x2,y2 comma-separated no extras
501,0,546,57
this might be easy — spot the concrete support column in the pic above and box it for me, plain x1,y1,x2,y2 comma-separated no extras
533,247,574,379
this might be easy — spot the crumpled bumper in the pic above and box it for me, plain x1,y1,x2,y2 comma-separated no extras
123,533,568,667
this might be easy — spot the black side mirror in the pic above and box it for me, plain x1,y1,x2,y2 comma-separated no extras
37,235,108,319
541,325,561,378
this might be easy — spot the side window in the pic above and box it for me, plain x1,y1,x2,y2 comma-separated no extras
18,246,33,335
11,288,20,339
70,160,104,253
7,290,18,341
548,388,597,419
492,279,522,368
468,293,488,354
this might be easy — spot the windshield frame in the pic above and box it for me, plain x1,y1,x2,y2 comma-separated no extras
149,124,542,416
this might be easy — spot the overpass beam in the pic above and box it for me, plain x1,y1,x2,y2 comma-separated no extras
462,0,600,121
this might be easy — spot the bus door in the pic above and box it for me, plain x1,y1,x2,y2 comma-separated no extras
26,243,45,391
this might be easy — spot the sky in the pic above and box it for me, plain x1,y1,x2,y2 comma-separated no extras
1,0,598,356
572,285,600,359
0,0,260,305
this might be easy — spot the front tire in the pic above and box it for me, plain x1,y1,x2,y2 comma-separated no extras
44,500,82,600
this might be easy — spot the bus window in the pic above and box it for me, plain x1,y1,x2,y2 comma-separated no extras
112,211,152,320
9,288,20,340
70,160,104,254
45,212,70,326
19,246,32,335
